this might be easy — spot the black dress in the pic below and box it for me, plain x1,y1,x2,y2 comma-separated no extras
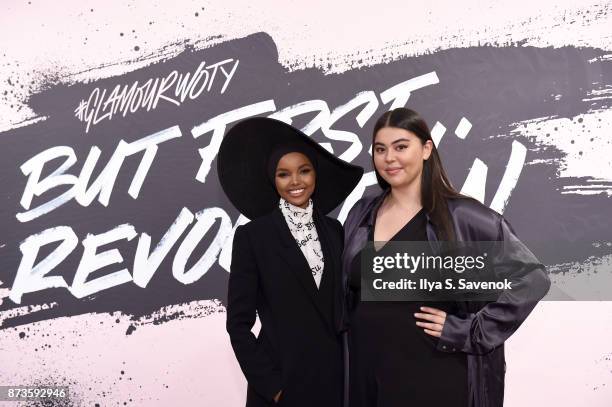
348,208,468,407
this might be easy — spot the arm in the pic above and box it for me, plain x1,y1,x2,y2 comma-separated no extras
226,226,283,400
436,216,551,355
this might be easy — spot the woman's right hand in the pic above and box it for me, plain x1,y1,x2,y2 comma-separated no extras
273,390,283,403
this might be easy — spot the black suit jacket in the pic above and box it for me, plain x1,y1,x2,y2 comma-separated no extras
227,207,344,407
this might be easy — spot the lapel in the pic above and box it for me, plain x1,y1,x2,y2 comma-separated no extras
272,208,329,323
313,209,342,331
344,189,389,269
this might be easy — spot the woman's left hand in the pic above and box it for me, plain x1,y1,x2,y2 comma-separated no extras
414,306,446,338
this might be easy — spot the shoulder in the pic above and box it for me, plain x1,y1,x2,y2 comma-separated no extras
351,193,380,213
341,191,384,235
345,193,380,222
235,210,277,238
446,196,505,240
447,196,501,218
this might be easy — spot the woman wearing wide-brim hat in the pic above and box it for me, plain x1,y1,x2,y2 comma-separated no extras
220,117,363,407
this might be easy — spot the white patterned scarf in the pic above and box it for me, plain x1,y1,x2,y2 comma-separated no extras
279,198,325,288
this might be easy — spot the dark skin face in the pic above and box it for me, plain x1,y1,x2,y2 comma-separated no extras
274,152,316,208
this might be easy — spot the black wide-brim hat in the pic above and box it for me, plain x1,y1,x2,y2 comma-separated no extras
218,117,364,220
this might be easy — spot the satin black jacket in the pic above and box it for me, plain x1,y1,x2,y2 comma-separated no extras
341,190,551,407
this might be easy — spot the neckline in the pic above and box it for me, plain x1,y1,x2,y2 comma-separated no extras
372,206,425,252
279,197,313,215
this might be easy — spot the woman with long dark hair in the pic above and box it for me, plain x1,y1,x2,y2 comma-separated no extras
342,108,550,407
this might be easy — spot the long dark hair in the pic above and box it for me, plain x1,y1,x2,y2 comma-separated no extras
372,108,465,241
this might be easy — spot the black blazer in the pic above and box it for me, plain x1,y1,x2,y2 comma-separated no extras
227,207,344,407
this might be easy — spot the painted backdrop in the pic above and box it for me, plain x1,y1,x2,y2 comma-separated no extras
1,1,611,406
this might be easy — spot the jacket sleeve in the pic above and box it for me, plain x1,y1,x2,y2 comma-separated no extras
437,216,551,355
226,226,282,401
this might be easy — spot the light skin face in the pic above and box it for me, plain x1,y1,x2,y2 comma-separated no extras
372,127,433,189
274,152,316,208
373,127,445,337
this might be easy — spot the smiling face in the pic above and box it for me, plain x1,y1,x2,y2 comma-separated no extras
373,127,432,189
274,152,316,208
